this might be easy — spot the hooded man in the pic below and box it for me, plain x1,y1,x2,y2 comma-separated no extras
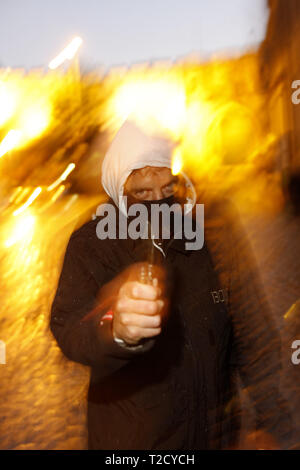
50,117,293,450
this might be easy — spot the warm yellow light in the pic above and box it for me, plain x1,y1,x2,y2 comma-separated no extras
49,36,83,69
47,163,76,191
172,148,183,175
13,187,42,216
0,130,22,158
113,78,186,136
5,214,35,248
0,82,18,126
19,104,51,139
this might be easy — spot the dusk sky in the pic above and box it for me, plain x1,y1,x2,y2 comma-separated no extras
0,0,269,71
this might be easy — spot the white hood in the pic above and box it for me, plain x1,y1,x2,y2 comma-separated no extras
101,118,176,215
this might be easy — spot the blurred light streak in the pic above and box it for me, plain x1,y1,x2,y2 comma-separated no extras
36,185,66,214
0,130,22,158
47,163,76,191
14,187,31,205
13,187,42,216
51,185,65,202
48,37,83,70
62,194,79,212
9,186,23,204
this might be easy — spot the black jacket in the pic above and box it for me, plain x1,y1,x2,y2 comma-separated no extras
50,198,292,449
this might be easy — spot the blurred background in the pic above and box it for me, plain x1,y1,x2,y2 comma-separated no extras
0,0,299,450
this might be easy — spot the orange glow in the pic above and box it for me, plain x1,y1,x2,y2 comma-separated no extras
111,74,186,137
18,104,51,139
5,213,35,248
0,81,18,126
172,148,183,175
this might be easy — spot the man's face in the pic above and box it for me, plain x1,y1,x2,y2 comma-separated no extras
124,166,178,201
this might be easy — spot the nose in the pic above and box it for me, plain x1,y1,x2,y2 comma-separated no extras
152,188,164,200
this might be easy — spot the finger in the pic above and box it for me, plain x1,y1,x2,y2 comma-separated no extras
121,325,161,343
122,281,160,300
122,329,161,345
138,327,161,338
120,313,161,329
117,298,163,316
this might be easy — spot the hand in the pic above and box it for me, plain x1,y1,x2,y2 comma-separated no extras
113,277,164,346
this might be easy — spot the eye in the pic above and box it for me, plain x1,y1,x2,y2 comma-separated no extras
163,181,177,197
134,190,150,200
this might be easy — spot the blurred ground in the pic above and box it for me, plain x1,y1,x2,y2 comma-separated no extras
0,198,99,450
244,210,300,449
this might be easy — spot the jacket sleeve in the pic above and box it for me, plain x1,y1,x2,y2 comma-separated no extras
227,204,293,448
50,231,155,379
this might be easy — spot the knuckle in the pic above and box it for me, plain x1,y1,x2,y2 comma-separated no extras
116,298,124,312
128,326,139,339
144,301,154,314
145,287,154,299
152,327,161,335
149,302,157,314
132,282,140,297
153,315,161,327
120,314,129,326
151,286,158,298
119,284,126,296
